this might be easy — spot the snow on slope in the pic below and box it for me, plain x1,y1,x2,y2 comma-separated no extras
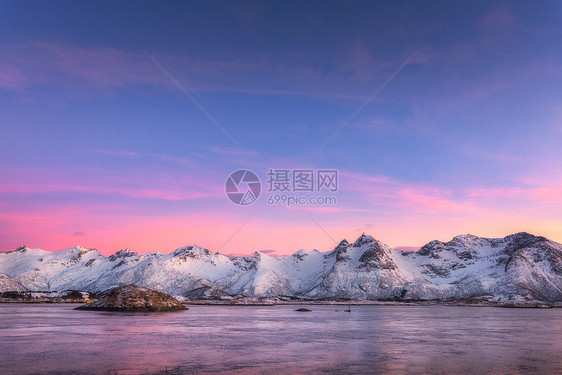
217,248,336,297
1,233,561,301
306,235,410,299
0,273,28,292
397,233,562,301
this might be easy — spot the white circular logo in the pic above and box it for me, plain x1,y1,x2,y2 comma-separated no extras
225,169,261,206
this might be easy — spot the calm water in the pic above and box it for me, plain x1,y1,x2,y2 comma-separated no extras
0,304,561,375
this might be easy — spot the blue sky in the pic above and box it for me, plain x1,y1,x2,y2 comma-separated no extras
1,1,562,254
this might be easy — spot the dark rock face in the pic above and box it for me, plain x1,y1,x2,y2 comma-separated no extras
336,239,349,249
421,263,451,278
3,232,561,303
108,249,138,262
2,246,28,254
172,246,211,260
335,250,351,262
417,241,444,259
358,242,397,270
503,232,548,256
183,286,231,299
75,284,187,312
353,234,374,247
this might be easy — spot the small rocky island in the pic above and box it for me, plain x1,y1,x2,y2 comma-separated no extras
75,284,188,312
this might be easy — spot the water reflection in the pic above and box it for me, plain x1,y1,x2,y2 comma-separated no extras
0,304,561,374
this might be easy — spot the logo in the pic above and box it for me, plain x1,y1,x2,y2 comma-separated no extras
225,169,261,206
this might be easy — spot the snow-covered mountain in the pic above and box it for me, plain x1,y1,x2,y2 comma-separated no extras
1,233,561,302
0,273,28,292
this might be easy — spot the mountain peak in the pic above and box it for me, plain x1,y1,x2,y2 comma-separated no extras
335,239,349,250
449,234,484,247
452,234,479,241
1,232,561,302
108,249,138,261
2,245,29,254
57,246,98,259
252,251,273,259
172,245,212,258
505,232,545,242
59,245,94,253
353,233,375,247
172,246,193,257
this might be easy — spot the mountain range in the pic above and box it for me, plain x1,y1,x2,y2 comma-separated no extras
1,232,561,302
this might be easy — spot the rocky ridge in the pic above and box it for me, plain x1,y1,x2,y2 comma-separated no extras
1,232,561,304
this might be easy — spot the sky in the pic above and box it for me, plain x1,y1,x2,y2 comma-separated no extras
1,0,562,256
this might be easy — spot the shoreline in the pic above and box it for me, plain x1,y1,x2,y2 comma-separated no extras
3,299,559,308
182,300,560,308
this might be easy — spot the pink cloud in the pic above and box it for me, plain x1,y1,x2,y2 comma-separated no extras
468,185,562,207
343,171,562,215
208,146,258,156
0,208,350,256
3,164,562,256
0,166,224,201
287,206,367,214
0,182,213,200
91,149,198,167
306,171,562,247
341,171,472,216
0,65,28,89
483,8,516,29
0,42,415,103
0,43,166,91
